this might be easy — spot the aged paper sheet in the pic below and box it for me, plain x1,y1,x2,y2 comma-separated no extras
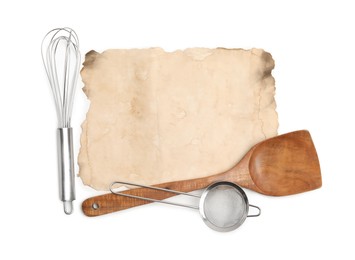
79,48,278,190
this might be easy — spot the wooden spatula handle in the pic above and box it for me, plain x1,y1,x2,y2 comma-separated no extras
82,147,255,217
82,173,225,217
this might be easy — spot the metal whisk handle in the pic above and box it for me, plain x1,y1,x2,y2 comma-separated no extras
57,128,75,214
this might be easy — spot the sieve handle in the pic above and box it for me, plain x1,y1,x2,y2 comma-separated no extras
109,181,200,209
82,172,228,217
247,204,261,217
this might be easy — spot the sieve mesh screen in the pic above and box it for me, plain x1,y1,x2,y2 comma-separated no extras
203,184,247,228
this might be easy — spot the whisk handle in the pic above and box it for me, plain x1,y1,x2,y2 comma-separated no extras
57,128,76,214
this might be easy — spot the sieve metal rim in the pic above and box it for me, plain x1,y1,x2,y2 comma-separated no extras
199,181,249,232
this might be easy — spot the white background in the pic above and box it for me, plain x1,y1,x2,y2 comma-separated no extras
1,0,354,259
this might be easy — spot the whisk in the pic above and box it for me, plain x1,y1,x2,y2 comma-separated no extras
41,28,81,214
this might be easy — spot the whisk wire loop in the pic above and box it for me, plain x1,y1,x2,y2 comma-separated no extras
41,28,80,128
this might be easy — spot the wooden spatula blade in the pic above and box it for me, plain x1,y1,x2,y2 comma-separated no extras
249,130,322,196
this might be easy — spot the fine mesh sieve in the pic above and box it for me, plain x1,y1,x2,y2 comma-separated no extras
110,181,260,232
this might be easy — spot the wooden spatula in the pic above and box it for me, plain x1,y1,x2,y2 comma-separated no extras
82,130,322,217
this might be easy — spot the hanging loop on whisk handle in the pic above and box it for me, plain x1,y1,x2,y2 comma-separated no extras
57,128,76,214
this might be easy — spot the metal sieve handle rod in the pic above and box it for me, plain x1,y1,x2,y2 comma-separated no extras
110,181,200,210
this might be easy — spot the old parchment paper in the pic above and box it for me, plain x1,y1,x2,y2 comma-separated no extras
79,48,278,190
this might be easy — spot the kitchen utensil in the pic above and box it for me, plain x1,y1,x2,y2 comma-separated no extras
41,28,81,214
82,130,321,217
110,181,260,232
